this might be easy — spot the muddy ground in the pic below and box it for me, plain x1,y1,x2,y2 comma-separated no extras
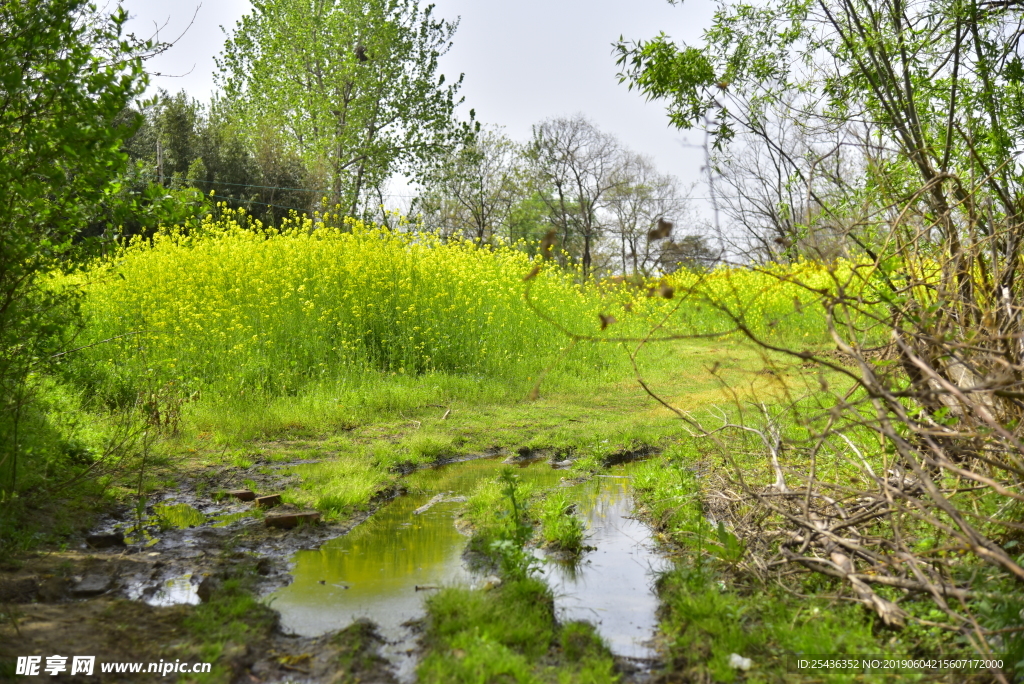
0,453,402,684
0,450,662,683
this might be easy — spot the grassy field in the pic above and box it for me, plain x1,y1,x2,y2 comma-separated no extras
6,212,1000,682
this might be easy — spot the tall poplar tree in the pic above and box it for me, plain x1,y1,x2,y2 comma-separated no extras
216,0,472,217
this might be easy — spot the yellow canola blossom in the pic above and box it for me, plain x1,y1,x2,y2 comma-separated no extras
66,208,852,398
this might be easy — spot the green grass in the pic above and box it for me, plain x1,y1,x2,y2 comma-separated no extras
539,490,587,555
182,564,278,683
656,564,901,683
6,215,920,682
284,455,393,518
631,436,1006,682
418,578,619,684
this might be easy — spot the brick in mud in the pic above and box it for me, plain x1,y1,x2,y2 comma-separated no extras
226,489,256,501
264,511,320,529
255,494,282,508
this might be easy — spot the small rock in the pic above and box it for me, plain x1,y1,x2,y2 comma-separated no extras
728,653,752,671
265,511,320,529
481,575,502,591
196,575,220,603
85,532,125,549
255,494,282,508
72,574,113,597
255,558,273,575
226,489,256,501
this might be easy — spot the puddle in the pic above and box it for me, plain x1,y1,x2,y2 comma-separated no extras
270,456,667,674
540,465,670,659
144,574,201,607
212,510,259,527
270,459,567,637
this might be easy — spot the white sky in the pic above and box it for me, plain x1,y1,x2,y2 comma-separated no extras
121,0,717,217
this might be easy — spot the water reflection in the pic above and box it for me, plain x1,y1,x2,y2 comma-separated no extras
270,457,566,639
154,503,206,529
146,574,200,607
270,457,668,662
540,469,670,659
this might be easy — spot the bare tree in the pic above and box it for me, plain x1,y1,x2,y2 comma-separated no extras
715,106,872,264
530,115,624,280
606,151,693,275
414,127,526,242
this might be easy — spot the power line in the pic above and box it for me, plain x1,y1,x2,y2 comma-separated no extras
174,177,732,205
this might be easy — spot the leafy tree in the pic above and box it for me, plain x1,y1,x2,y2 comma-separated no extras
217,0,473,217
0,0,148,490
615,0,1024,236
108,90,315,231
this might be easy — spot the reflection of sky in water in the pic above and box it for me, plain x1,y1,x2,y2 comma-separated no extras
270,458,668,659
146,574,201,607
541,472,671,659
270,458,568,641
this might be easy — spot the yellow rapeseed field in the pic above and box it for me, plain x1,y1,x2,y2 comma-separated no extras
64,207,853,403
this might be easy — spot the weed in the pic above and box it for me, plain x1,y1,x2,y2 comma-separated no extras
540,491,587,555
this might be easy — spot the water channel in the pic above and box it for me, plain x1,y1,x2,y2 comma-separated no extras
269,456,670,677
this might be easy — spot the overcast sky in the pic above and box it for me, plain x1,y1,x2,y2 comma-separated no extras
121,0,717,215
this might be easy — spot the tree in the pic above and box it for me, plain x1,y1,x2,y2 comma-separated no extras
530,115,624,280
1,0,148,490
217,0,472,217
606,151,692,275
414,127,526,242
617,0,1024,657
657,234,718,272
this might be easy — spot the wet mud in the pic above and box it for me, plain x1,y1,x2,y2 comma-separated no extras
1,448,668,683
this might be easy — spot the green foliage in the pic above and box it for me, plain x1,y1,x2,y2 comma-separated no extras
656,565,895,682
420,579,619,683
558,621,611,663
487,466,545,580
113,90,309,229
183,570,277,682
66,210,623,406
415,127,527,243
632,444,713,552
217,0,472,215
286,456,391,518
419,633,540,684
424,579,555,661
0,0,147,493
540,491,587,555
617,0,1024,205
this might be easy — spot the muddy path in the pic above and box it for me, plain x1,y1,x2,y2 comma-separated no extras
1,449,667,683
0,450,398,682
